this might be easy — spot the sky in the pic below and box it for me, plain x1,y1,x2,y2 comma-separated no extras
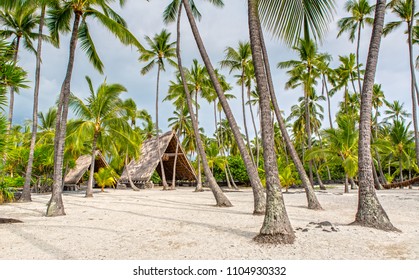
12,0,418,138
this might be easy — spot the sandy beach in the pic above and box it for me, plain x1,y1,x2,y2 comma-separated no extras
1,186,418,260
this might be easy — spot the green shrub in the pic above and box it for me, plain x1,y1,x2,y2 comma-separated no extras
0,182,15,204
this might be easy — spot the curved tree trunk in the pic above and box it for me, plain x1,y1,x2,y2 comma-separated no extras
353,0,398,231
407,13,419,168
182,0,264,214
249,0,295,244
171,129,181,190
47,13,81,217
155,64,169,190
21,6,46,202
176,3,232,207
86,131,99,197
256,15,322,210
194,90,203,192
125,154,141,191
241,75,254,165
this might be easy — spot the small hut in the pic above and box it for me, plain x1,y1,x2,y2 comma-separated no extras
64,150,109,191
119,131,196,188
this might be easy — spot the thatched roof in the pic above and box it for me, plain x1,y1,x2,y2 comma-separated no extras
64,150,109,186
119,131,196,185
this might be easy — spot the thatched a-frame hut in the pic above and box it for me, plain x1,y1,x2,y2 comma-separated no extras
64,150,109,190
119,131,196,188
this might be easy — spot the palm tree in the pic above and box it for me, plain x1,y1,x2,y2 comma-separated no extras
139,29,177,190
181,0,265,214
175,1,232,207
338,0,375,93
186,59,212,191
372,83,387,184
45,0,141,216
311,115,359,193
379,120,415,182
68,76,131,198
94,167,118,192
383,0,419,168
0,3,39,130
21,0,60,202
278,38,330,187
334,54,361,112
220,41,255,164
253,0,335,212
383,100,411,123
353,0,398,231
248,0,295,244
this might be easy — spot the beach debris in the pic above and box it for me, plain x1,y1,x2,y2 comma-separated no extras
295,221,339,233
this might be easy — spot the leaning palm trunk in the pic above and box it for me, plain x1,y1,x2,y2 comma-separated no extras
125,154,140,191
407,4,419,168
256,15,322,210
47,14,81,217
249,0,295,244
353,0,398,231
171,128,181,190
86,132,99,197
241,75,254,165
21,6,47,202
176,3,232,207
155,64,169,190
194,90,203,192
182,0,265,214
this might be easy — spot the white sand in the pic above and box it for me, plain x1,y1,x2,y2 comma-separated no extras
0,186,418,260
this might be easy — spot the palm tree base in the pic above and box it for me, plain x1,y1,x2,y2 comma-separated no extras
253,232,295,244
353,191,400,232
17,197,32,203
46,201,65,217
85,193,93,198
252,210,265,216
214,200,233,207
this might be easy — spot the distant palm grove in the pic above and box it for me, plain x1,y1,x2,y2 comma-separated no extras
0,0,417,243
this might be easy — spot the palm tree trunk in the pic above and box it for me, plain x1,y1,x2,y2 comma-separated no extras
182,0,264,214
305,87,315,187
344,175,349,193
155,64,169,190
249,0,295,244
314,163,326,190
176,2,232,207
7,36,20,131
21,5,46,202
399,159,403,183
125,154,140,191
241,75,254,165
86,131,99,197
195,90,203,192
407,16,419,167
256,14,322,210
353,0,398,231
171,129,181,190
47,13,81,217
248,85,260,165
323,74,334,129
372,159,383,190
356,22,363,94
